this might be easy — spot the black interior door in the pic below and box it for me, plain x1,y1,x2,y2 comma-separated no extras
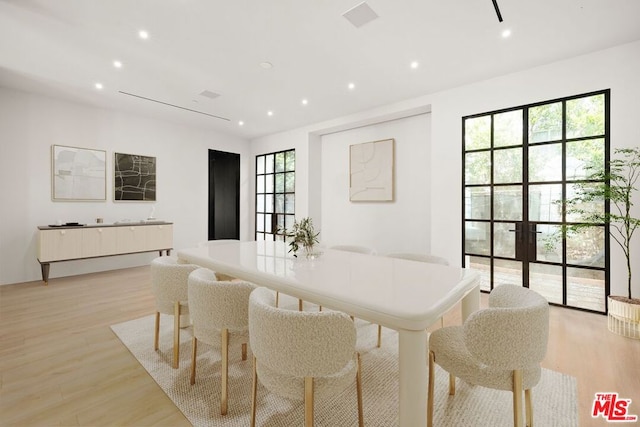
208,150,240,240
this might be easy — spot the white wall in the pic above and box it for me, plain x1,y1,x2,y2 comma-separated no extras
0,87,251,285
250,40,640,299
320,114,431,254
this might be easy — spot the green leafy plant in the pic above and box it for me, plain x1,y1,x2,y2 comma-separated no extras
282,217,320,257
564,147,639,300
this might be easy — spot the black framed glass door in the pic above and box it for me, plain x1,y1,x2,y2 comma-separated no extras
463,90,610,313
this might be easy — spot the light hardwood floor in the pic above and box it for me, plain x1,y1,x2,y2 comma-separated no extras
1,267,638,426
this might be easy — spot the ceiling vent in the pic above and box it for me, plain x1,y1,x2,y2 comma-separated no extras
199,90,221,100
343,2,379,28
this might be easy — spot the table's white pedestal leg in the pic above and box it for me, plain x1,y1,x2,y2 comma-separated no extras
398,328,427,427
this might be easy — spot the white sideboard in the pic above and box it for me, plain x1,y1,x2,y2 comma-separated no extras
37,222,173,284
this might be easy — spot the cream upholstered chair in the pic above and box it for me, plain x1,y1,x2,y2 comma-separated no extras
387,252,449,328
249,287,363,427
427,285,549,427
386,252,448,266
331,244,383,347
150,256,199,369
187,268,255,415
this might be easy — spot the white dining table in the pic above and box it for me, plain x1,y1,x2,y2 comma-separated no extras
177,240,480,427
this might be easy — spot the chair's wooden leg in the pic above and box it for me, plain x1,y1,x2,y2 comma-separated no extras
319,305,323,311
275,291,279,308
512,369,524,427
304,377,314,427
525,388,533,427
299,299,303,311
242,343,247,361
190,336,197,385
440,316,444,328
173,302,181,369
449,373,455,395
221,328,229,415
251,356,258,427
377,324,382,348
356,352,363,427
428,351,435,427
350,315,355,321
154,312,160,351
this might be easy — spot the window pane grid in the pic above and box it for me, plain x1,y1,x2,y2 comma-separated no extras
256,149,295,240
462,90,608,313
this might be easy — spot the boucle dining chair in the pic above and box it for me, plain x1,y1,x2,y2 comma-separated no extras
386,252,449,328
249,287,364,427
187,267,255,415
150,256,199,369
332,245,381,346
427,285,549,427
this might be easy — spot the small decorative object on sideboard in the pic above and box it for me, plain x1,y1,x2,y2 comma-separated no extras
563,147,639,339
282,217,320,258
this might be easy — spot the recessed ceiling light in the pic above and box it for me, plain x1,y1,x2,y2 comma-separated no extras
260,61,273,69
139,30,149,40
95,82,103,90
348,82,355,90
301,99,308,106
267,111,273,116
501,29,512,38
410,61,419,69
238,120,244,126
113,60,123,69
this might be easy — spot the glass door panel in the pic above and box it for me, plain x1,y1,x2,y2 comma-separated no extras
465,187,491,219
529,264,563,305
494,259,523,287
494,110,523,147
465,151,491,184
529,102,562,143
467,255,491,291
567,268,605,311
566,226,605,268
465,116,491,150
493,222,517,258
533,224,562,263
494,186,523,221
493,148,522,183
465,221,491,255
529,184,562,222
529,143,562,182
463,90,609,313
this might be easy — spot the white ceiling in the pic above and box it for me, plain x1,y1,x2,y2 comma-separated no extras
1,0,639,140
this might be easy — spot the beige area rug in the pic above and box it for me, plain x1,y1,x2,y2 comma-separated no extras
111,305,577,427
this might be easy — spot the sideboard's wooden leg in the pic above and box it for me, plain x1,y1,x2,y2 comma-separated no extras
40,262,50,285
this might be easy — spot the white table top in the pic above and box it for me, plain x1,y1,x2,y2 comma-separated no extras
178,240,479,331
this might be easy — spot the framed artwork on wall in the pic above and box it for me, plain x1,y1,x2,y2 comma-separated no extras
349,138,395,201
51,144,107,201
114,152,156,201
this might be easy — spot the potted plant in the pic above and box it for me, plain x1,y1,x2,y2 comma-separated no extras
283,217,320,258
564,147,639,338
